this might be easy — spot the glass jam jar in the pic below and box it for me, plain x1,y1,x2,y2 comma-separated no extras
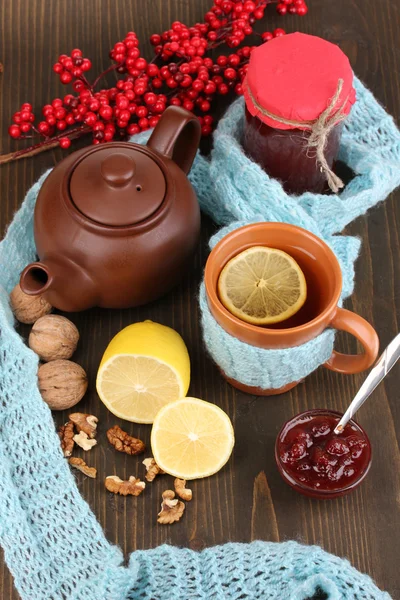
275,409,372,499
242,33,356,195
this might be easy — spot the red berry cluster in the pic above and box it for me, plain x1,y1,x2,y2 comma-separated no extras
6,0,308,163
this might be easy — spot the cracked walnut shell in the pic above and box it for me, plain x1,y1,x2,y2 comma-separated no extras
105,476,146,496
29,315,79,361
69,413,98,438
106,425,145,455
69,457,97,478
174,478,192,501
157,490,185,524
58,421,75,457
143,457,165,482
10,283,52,324
38,360,88,410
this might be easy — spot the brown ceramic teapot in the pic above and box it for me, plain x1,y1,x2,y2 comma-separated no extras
20,107,201,312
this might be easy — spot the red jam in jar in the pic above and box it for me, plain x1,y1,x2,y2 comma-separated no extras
243,33,356,195
275,409,371,499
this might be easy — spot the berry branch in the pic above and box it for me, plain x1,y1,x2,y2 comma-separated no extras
1,0,308,165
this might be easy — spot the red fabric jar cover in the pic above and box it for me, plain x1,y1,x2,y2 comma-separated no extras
243,33,356,131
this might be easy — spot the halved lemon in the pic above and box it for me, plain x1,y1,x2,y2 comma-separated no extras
218,245,307,325
151,397,235,480
96,321,190,423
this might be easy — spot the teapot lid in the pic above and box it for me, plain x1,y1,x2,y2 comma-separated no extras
69,145,166,226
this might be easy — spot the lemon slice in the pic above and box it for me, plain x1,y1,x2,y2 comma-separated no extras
96,321,190,423
218,246,307,325
151,397,235,480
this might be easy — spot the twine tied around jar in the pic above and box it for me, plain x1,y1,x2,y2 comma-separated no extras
245,78,349,194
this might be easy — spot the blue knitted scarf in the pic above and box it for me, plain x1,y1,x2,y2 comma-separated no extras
0,76,398,599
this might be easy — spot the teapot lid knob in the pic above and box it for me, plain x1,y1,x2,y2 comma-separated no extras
101,153,135,187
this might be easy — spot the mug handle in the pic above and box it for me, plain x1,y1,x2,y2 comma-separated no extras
146,106,201,175
324,307,379,374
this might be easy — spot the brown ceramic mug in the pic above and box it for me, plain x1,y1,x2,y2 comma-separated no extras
204,222,379,395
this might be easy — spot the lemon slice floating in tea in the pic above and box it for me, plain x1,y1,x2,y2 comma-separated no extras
151,397,234,480
96,321,190,424
218,246,307,326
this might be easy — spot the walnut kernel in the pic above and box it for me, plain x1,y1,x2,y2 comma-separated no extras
105,475,146,496
143,457,165,482
106,425,145,455
69,457,97,478
174,478,192,501
29,315,79,361
58,421,75,457
73,431,97,451
38,360,88,410
69,413,98,438
157,490,185,524
10,283,52,324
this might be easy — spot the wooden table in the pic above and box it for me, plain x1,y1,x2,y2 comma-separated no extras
1,1,399,598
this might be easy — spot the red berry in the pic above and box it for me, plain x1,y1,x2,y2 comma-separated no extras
147,64,159,77
55,108,66,120
204,81,217,94
297,4,308,15
61,72,73,84
127,123,140,135
192,79,204,92
224,67,236,80
20,122,32,133
66,113,75,125
20,110,31,122
234,83,243,95
38,121,50,134
84,112,98,126
99,106,113,120
244,0,256,9
21,103,32,111
53,63,63,74
56,119,67,130
261,31,273,42
144,92,156,105
200,100,210,112
119,109,131,122
218,83,229,95
276,3,287,15
149,115,160,128
273,28,286,37
217,55,228,67
82,59,92,71
59,137,71,149
71,49,82,59
183,100,194,111
254,7,264,19
135,58,147,70
150,34,161,46
136,105,148,118
138,117,149,129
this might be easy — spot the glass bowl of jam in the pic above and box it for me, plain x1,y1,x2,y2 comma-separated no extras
275,409,371,499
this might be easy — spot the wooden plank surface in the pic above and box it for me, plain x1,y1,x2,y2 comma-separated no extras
1,0,399,598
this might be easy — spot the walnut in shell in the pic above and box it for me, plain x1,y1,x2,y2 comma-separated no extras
157,490,185,524
38,359,88,410
69,457,97,478
106,425,145,455
10,283,52,324
29,315,79,361
69,413,98,438
105,476,145,496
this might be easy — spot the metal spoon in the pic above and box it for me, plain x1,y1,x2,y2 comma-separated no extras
334,333,400,434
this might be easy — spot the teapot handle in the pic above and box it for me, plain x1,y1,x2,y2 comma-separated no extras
147,106,201,175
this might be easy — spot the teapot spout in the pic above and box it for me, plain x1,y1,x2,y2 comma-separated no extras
20,262,53,296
